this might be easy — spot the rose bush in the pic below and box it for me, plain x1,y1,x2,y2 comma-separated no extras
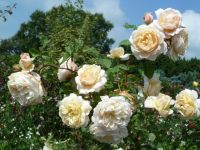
2,3,200,150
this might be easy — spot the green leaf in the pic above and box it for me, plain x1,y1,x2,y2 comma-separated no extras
119,64,128,71
29,48,40,57
119,40,131,47
98,58,112,68
143,60,155,79
124,23,137,30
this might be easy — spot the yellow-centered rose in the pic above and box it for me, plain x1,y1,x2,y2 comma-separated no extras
145,93,174,117
107,47,130,60
75,64,107,94
58,93,92,128
175,89,199,118
129,25,167,60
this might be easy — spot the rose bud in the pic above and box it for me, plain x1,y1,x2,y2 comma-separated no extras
57,58,78,82
19,53,35,72
143,12,153,25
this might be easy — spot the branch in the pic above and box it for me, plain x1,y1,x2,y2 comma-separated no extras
39,64,76,74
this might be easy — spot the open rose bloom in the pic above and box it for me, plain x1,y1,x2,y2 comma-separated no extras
19,53,35,72
154,8,182,37
58,93,92,128
7,72,45,106
107,47,130,60
90,96,132,144
175,89,200,118
75,64,107,94
129,24,167,60
145,93,175,117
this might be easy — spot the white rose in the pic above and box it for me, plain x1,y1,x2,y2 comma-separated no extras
58,93,92,128
90,124,128,144
92,96,132,130
7,72,45,106
168,28,188,61
175,89,200,118
75,64,107,94
154,8,182,37
57,58,78,82
143,72,162,96
107,47,130,60
129,24,167,60
19,53,35,72
145,93,175,117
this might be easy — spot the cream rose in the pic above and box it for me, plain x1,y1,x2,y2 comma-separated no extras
7,72,45,106
90,124,128,144
107,47,130,60
75,64,107,94
154,8,182,36
143,72,162,96
91,96,132,130
168,28,188,61
175,89,200,118
57,58,78,82
129,25,167,60
19,53,35,72
58,93,92,128
145,93,175,117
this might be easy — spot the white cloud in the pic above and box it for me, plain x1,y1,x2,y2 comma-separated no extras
43,0,65,11
182,10,200,59
86,0,130,48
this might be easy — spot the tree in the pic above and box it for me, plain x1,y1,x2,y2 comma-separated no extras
0,4,114,54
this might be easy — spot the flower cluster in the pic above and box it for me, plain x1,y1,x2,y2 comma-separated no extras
144,89,200,118
7,53,45,106
129,8,188,61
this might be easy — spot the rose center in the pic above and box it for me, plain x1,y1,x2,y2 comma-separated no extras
135,31,159,52
80,66,101,87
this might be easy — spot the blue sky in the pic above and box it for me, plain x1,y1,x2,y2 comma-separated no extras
1,0,200,58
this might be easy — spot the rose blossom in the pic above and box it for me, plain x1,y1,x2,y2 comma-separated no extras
154,8,182,37
7,72,45,106
19,53,35,72
75,64,107,94
107,47,130,60
129,24,167,60
175,89,200,118
145,93,175,117
168,28,188,61
58,93,92,128
57,58,78,82
91,96,132,130
143,72,162,96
